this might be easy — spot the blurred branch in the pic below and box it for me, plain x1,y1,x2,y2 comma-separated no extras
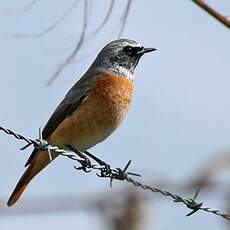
191,0,230,29
0,188,144,216
118,0,132,37
91,0,115,36
0,180,229,216
0,195,89,215
190,152,230,189
111,192,143,230
1,125,230,221
47,0,90,86
48,0,130,84
1,0,38,15
7,0,80,39
6,1,131,84
18,0,38,13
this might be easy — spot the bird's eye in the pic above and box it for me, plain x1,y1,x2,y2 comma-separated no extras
123,45,144,57
123,45,135,56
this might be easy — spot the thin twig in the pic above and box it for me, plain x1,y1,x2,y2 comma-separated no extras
91,0,115,36
1,0,38,15
7,0,80,38
118,0,132,37
1,125,230,221
20,0,38,13
47,0,89,86
191,0,230,29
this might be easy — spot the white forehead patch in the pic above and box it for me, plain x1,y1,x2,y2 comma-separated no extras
123,41,143,48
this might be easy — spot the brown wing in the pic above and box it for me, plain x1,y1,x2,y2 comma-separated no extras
24,73,97,167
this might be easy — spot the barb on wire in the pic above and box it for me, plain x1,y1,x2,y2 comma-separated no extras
0,125,230,221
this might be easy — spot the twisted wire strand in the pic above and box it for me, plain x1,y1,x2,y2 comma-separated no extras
0,125,230,221
125,177,230,220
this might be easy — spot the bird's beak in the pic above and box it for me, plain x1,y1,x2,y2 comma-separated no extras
143,47,157,54
138,47,157,56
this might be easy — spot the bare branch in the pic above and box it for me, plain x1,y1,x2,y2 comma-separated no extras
91,0,115,36
7,0,80,38
20,0,38,13
191,0,230,29
118,0,132,37
47,0,90,86
190,152,230,189
1,0,38,15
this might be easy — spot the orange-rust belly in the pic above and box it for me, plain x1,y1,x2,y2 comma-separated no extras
49,74,133,151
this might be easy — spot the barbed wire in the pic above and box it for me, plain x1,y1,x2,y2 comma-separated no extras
0,125,230,221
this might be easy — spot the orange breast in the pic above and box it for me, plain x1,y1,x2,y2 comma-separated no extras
49,73,133,151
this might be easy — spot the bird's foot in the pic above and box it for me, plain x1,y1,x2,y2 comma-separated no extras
98,160,142,187
84,150,111,176
66,145,141,187
66,144,92,173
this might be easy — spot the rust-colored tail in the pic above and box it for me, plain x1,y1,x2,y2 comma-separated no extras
7,150,58,207
7,168,31,207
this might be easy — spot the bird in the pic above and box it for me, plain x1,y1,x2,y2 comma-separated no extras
7,39,156,206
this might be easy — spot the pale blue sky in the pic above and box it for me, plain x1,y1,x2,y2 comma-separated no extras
0,1,229,229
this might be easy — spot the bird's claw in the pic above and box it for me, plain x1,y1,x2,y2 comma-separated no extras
96,162,112,177
101,161,111,173
74,157,92,173
74,165,92,173
67,146,141,187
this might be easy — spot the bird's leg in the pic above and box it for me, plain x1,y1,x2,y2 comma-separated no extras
84,150,111,174
66,144,92,172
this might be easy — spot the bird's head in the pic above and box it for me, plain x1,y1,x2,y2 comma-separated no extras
92,39,157,79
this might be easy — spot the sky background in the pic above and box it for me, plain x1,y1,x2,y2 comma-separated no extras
0,0,230,229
